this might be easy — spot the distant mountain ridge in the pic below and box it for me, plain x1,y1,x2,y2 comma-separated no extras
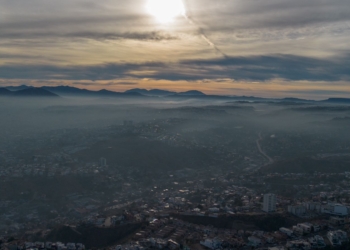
1,85,350,102
0,87,11,95
281,97,314,102
177,90,205,96
2,85,207,98
5,85,33,91
42,86,93,96
14,88,59,97
125,88,176,96
323,98,350,103
42,86,143,97
0,87,59,97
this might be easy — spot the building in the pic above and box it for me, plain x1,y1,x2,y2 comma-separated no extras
295,223,312,234
208,207,220,213
200,239,222,250
327,230,348,246
308,236,326,249
286,240,311,249
279,227,293,237
263,193,276,213
168,239,180,250
100,157,107,167
330,216,346,225
288,205,306,216
248,236,262,247
305,202,322,212
322,203,348,216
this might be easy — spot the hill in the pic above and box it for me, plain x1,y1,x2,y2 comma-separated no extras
331,116,350,122
125,88,175,96
74,134,217,174
260,156,350,174
5,85,32,91
97,89,143,97
280,97,313,103
0,87,59,97
13,87,59,97
0,88,11,95
291,106,350,112
44,223,142,248
177,90,205,96
172,213,301,232
42,86,145,97
329,116,350,125
323,98,350,104
42,86,94,96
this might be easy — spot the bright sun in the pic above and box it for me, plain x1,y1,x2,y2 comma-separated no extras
147,0,186,23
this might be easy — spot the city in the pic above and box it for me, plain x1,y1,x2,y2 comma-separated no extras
1,0,350,248
0,96,350,250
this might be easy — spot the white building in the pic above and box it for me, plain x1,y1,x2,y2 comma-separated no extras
263,193,276,213
100,157,107,167
200,239,222,250
305,202,322,212
280,227,293,237
288,205,306,216
322,204,348,216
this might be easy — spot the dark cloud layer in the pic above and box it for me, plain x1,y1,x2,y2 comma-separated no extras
0,31,178,41
1,54,349,82
191,0,350,30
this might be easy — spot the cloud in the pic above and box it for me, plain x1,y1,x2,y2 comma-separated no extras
0,31,179,41
190,0,350,30
1,53,350,82
1,0,350,100
115,82,139,86
70,81,139,87
179,54,350,81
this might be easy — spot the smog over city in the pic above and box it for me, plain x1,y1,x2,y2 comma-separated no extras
1,0,350,249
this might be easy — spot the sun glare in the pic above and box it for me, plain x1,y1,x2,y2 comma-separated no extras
147,0,186,24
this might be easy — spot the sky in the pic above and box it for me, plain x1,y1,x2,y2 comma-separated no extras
1,0,350,99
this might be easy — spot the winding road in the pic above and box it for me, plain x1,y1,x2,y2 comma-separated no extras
256,132,274,164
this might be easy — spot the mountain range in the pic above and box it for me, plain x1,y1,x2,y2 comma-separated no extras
0,86,206,98
0,87,59,97
0,85,350,103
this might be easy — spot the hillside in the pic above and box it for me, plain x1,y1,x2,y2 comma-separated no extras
42,86,94,96
0,88,11,95
172,213,301,232
44,223,142,248
14,88,59,97
74,135,216,174
260,156,350,174
125,88,175,96
177,90,205,96
323,98,350,104
5,85,32,91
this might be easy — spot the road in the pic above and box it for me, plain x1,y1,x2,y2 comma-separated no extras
256,132,274,164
